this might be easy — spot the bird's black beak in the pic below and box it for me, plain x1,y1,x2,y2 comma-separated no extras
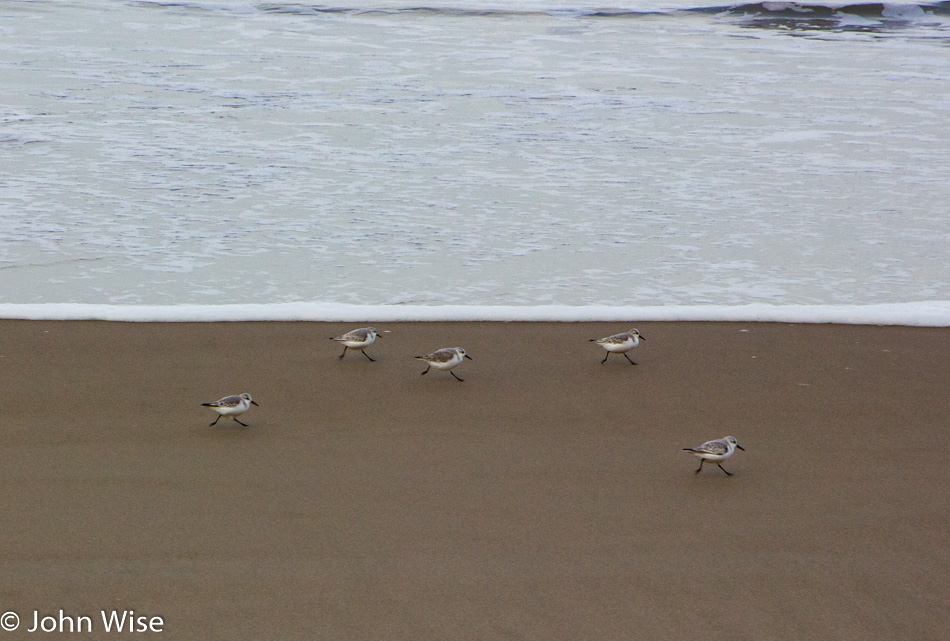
464,354,473,360
639,335,646,340
251,400,260,406
737,444,745,451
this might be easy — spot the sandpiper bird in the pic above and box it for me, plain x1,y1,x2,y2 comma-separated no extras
330,327,380,361
683,436,745,476
201,393,259,427
415,347,472,382
589,328,645,364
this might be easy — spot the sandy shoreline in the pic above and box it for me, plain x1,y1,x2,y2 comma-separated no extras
0,320,947,640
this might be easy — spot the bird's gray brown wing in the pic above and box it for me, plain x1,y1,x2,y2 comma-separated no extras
697,440,728,455
213,395,243,408
425,349,456,363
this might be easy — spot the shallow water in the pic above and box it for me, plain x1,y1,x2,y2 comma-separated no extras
1,1,949,306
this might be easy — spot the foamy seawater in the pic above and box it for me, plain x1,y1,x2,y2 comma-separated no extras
1,1,949,308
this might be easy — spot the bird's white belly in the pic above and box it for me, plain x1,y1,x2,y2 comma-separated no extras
604,339,634,353
216,403,248,416
694,450,730,462
430,356,461,370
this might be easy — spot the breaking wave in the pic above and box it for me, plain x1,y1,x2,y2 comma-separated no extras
130,1,950,33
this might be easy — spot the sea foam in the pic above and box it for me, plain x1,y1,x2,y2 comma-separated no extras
0,302,947,326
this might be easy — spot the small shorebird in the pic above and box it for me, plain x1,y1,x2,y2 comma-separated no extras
330,327,380,361
683,436,745,476
590,328,645,364
201,393,259,427
415,347,472,382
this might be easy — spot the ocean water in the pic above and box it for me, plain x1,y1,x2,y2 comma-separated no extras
1,0,949,319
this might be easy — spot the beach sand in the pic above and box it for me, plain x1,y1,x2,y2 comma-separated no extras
0,320,947,640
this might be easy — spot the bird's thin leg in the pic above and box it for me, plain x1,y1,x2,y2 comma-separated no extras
209,415,221,427
361,349,375,362
624,353,638,365
451,371,465,382
718,463,733,476
421,366,430,376
233,417,249,427
339,346,348,360
601,352,610,364
695,459,704,475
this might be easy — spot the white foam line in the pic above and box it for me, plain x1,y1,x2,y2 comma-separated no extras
0,302,948,325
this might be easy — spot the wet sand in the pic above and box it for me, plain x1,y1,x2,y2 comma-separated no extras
0,320,947,640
